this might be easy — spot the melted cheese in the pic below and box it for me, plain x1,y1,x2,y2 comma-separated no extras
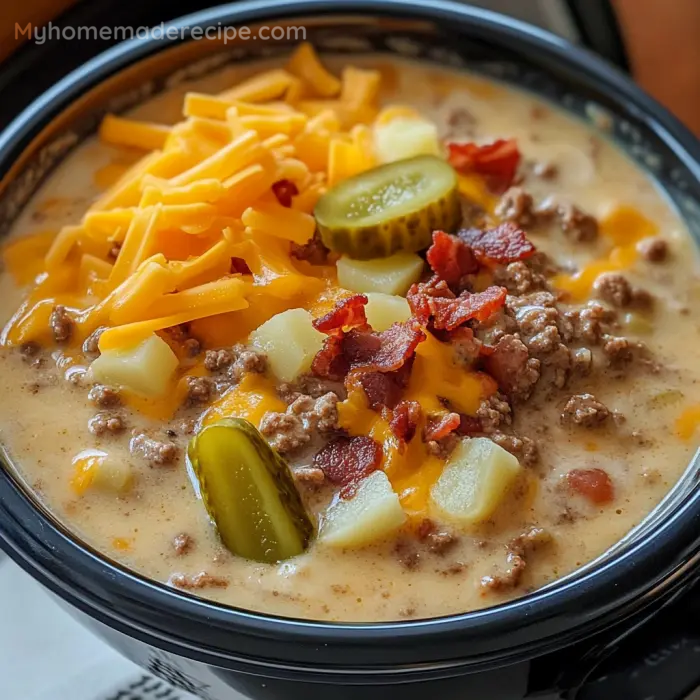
554,205,657,300
203,373,286,427
337,332,496,515
676,404,700,441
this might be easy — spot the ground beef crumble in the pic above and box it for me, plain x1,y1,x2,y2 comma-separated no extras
88,412,126,436
490,431,539,466
88,384,121,408
260,392,339,455
204,343,267,383
49,305,73,343
416,519,459,555
476,393,512,433
481,527,552,591
566,302,617,345
593,272,654,309
555,202,599,242
278,375,341,402
561,393,611,427
185,376,214,405
495,261,548,296
637,236,668,262
495,187,539,228
172,533,194,555
130,432,178,465
169,572,228,589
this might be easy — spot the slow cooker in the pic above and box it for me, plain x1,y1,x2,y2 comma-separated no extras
1,2,700,699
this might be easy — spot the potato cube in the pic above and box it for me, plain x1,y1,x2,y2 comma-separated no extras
337,252,424,296
430,437,522,525
90,334,178,397
92,455,133,493
364,293,411,331
250,308,325,383
320,471,406,548
374,117,441,163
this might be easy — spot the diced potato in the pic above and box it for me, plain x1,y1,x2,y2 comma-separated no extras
92,455,133,493
430,437,522,525
320,471,407,548
374,117,441,163
90,334,178,397
250,308,325,383
364,293,411,331
337,252,424,296
71,450,133,495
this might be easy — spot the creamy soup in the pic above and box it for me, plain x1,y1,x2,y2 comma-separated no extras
1,47,700,622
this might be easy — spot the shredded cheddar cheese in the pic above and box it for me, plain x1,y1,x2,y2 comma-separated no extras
2,43,385,355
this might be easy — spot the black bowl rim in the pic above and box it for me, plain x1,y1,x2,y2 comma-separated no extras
2,0,700,674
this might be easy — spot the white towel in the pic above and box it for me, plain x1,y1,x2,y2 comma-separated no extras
0,558,223,700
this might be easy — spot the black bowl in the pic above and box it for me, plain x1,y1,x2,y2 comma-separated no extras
2,2,700,699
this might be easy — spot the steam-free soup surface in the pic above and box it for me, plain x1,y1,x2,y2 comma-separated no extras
1,54,699,621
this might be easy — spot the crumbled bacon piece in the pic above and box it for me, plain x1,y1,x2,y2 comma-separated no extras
390,400,422,444
458,223,536,265
407,281,507,331
426,230,479,285
343,321,426,373
312,335,348,381
446,139,521,193
313,435,382,486
290,231,330,265
312,294,368,334
424,412,461,442
272,179,299,208
566,468,614,504
457,414,483,436
230,257,252,275
355,370,405,410
406,276,453,326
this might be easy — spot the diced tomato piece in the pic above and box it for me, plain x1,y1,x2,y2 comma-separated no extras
566,468,614,504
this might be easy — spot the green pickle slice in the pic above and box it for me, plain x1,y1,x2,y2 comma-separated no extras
188,418,313,563
315,155,461,259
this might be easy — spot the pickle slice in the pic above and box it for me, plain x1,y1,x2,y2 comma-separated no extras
188,418,313,563
315,155,461,259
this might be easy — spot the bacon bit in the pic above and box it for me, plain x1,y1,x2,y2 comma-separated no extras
390,400,422,444
290,231,330,265
312,335,348,381
406,276,453,326
447,139,521,193
457,414,483,436
426,230,479,285
407,280,507,331
458,223,536,265
424,412,461,442
344,320,426,373
313,294,368,334
566,468,614,504
314,436,382,486
272,179,299,207
356,370,405,410
230,257,252,275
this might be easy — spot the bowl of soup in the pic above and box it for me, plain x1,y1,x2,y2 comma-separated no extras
1,1,700,698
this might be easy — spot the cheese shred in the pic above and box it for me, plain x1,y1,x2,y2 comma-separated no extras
2,43,386,351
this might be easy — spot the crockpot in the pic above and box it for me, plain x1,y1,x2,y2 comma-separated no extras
1,2,700,699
